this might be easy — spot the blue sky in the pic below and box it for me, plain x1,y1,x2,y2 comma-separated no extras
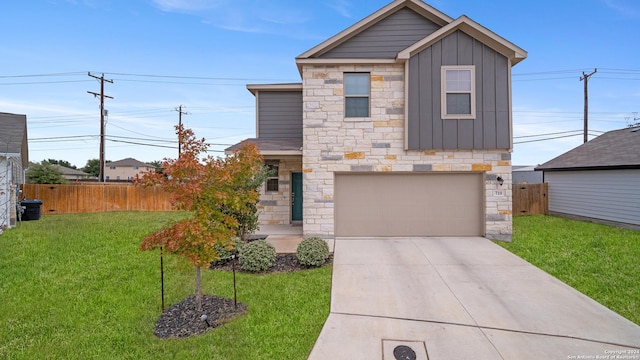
1,0,639,168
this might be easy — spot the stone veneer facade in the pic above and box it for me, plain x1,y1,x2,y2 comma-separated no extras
301,64,513,240
257,157,302,225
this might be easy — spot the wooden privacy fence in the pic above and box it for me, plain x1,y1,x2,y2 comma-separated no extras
22,182,547,216
513,183,548,216
21,184,173,214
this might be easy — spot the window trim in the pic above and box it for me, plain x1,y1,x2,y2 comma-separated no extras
441,66,476,120
265,160,279,193
344,72,371,118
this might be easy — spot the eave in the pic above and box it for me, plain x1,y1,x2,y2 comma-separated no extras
247,83,302,96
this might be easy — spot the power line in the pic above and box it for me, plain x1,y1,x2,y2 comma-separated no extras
514,132,598,145
0,71,86,78
513,130,582,139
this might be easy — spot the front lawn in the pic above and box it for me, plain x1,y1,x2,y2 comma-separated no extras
0,212,331,360
501,215,640,325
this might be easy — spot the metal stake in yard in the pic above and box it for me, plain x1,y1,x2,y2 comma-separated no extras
160,246,165,312
232,254,237,309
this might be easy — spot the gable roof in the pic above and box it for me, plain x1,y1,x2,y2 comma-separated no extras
298,0,451,60
397,15,527,65
296,0,526,72
0,112,29,167
108,158,154,167
536,127,640,171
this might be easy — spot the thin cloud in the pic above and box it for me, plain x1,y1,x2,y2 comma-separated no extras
197,4,323,40
150,0,225,13
325,0,353,18
602,0,640,17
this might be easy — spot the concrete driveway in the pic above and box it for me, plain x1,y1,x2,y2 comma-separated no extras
309,237,640,359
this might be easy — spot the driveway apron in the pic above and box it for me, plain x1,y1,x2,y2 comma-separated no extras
308,237,640,360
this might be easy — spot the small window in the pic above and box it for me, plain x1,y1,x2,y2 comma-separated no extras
344,73,370,117
133,166,139,170
441,66,476,119
109,166,116,170
265,160,279,192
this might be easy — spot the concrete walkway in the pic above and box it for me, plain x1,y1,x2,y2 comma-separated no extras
309,237,640,359
254,224,304,253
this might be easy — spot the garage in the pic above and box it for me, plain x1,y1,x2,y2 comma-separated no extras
334,173,484,237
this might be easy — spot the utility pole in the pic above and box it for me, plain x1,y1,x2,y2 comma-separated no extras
174,105,189,158
580,69,597,143
88,73,113,182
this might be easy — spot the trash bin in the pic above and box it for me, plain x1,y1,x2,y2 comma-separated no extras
20,200,43,221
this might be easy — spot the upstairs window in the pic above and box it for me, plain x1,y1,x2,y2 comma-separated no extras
344,73,370,117
441,66,476,119
265,160,279,192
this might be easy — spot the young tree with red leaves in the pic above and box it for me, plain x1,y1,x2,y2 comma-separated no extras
137,125,269,311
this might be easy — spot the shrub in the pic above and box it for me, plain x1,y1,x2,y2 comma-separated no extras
211,238,239,266
296,237,329,267
238,240,276,272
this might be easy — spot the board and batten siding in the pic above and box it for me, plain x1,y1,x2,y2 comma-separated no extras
546,169,640,226
320,8,440,59
407,30,510,150
256,91,303,139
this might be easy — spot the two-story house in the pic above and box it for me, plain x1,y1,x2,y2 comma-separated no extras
227,0,526,241
104,158,155,181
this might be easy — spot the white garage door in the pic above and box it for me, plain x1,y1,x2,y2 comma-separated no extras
334,173,484,237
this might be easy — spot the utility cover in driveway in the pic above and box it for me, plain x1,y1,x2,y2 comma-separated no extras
334,173,483,237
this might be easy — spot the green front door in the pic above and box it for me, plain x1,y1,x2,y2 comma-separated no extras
291,172,303,221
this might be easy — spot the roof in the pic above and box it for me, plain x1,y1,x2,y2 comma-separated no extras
536,127,640,171
51,164,92,177
296,0,527,72
225,138,303,156
396,15,527,64
108,158,154,167
0,112,28,167
246,83,302,96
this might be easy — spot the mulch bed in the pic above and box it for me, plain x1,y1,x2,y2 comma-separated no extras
154,253,332,338
209,253,333,273
154,294,248,338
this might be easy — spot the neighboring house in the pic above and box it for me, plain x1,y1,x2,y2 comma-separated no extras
536,127,640,230
228,0,526,240
51,165,95,181
512,165,543,184
104,158,155,181
0,112,28,232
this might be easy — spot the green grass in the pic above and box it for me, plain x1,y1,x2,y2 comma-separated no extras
0,212,331,360
500,215,640,325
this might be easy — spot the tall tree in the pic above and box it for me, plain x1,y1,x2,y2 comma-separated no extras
83,159,111,177
45,159,77,169
82,159,100,177
137,125,267,311
26,162,66,184
147,160,164,174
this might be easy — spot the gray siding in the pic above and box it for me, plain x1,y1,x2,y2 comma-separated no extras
407,31,511,150
257,91,303,139
320,8,440,59
546,170,640,226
